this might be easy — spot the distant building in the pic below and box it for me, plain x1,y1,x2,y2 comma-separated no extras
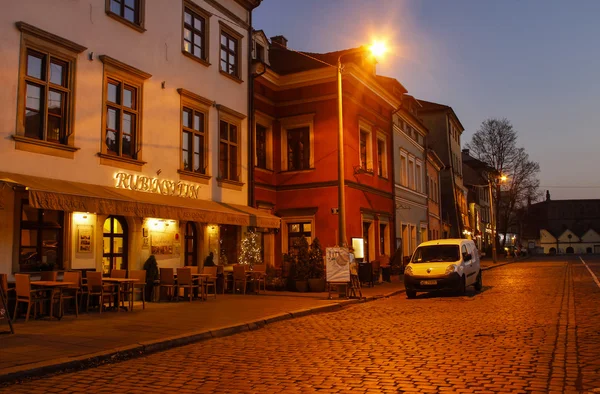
522,192,600,254
418,101,469,238
426,149,444,242
462,150,494,251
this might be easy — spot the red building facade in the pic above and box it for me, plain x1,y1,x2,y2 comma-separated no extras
252,34,401,268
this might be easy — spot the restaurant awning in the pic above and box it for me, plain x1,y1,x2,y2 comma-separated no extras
0,171,280,228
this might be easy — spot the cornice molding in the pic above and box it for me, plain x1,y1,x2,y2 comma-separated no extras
216,104,246,120
205,0,249,29
346,181,393,199
16,21,87,53
99,55,152,80
178,88,214,107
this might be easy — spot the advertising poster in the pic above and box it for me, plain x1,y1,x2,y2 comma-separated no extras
78,225,93,253
151,232,174,255
326,247,351,282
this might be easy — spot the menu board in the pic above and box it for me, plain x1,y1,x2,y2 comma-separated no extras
326,247,351,282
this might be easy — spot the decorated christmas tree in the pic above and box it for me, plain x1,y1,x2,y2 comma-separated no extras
238,229,262,268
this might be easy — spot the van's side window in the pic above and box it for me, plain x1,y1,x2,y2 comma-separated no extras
461,245,468,259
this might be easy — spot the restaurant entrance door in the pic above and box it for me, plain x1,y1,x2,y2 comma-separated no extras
184,222,197,266
102,216,128,275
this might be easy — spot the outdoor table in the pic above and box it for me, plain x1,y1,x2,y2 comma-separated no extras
31,281,75,319
102,278,138,312
174,273,208,300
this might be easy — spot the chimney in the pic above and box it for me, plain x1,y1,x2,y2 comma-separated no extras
546,190,551,201
462,148,469,156
270,35,288,49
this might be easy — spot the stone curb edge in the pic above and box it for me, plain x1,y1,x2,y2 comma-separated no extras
481,256,530,271
0,288,404,385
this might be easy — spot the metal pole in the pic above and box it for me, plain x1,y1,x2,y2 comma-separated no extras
337,58,347,247
488,178,497,264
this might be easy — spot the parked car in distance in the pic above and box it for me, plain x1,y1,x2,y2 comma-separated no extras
403,239,482,298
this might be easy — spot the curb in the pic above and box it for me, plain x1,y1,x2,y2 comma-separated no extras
481,256,531,271
0,287,404,385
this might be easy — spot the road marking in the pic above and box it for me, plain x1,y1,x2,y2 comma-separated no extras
579,256,600,289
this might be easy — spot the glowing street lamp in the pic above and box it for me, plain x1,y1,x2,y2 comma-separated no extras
337,41,388,246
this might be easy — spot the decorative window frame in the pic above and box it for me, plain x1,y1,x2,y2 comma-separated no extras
280,113,315,172
216,104,246,190
399,149,408,187
255,111,274,171
105,0,146,33
98,55,151,172
281,216,315,254
408,155,415,190
415,159,423,193
14,22,86,159
177,88,212,184
358,119,373,172
182,0,211,66
218,21,244,83
376,131,388,179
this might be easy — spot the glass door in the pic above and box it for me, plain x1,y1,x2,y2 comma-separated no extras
184,222,197,266
102,216,127,275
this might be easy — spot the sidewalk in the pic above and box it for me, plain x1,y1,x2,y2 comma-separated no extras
481,254,529,270
0,278,405,383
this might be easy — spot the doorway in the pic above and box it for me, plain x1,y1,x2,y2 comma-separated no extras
184,222,197,266
102,216,128,275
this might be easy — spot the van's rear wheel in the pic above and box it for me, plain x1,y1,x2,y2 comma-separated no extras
474,271,483,291
406,290,416,299
456,276,466,296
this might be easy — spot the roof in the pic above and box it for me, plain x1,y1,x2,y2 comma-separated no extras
417,99,466,131
375,75,408,95
268,45,364,75
462,160,488,187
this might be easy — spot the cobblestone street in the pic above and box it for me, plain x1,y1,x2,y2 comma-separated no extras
3,256,599,393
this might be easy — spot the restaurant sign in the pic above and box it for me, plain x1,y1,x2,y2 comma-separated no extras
114,172,200,199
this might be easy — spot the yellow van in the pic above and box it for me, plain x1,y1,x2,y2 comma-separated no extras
403,239,482,298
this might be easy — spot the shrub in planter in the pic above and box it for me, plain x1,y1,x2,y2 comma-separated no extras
307,238,326,292
283,236,311,292
143,254,159,301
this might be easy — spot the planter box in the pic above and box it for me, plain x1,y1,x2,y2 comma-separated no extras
308,278,326,292
295,280,308,292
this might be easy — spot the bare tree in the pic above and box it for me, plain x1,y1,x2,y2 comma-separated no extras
466,118,540,248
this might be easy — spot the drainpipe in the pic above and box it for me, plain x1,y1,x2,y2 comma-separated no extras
247,10,255,209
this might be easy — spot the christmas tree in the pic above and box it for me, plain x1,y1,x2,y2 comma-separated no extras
238,229,262,268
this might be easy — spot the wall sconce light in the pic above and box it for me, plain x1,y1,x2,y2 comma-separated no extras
88,52,94,61
161,81,166,89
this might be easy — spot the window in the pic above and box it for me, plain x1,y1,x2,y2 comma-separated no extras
184,222,197,266
100,55,151,166
219,225,239,266
288,222,312,253
15,23,86,156
219,120,239,181
19,202,63,272
360,131,368,169
256,123,267,170
220,23,243,80
416,162,423,193
182,107,206,174
106,0,145,31
287,127,310,171
183,2,209,62
102,216,128,275
377,139,384,176
256,43,265,61
400,152,408,187
379,223,388,255
408,158,415,190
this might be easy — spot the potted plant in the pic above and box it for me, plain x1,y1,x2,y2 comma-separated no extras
283,236,310,292
307,238,326,292
143,254,159,302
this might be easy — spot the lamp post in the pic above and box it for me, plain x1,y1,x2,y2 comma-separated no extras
488,174,507,264
336,42,387,247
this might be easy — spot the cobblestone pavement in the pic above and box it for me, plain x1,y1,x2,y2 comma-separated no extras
3,257,599,393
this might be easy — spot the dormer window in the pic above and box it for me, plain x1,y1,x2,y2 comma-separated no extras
256,43,265,62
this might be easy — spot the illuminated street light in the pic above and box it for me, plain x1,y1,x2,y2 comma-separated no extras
337,41,388,246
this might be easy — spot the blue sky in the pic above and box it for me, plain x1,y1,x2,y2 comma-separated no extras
254,0,600,200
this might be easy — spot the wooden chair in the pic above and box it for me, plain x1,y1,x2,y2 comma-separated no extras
184,266,199,274
39,271,57,281
111,269,127,278
128,270,146,310
177,268,198,302
202,266,218,299
13,274,49,322
86,272,116,313
251,264,267,294
159,268,177,302
232,265,247,295
61,271,81,317
1,273,15,320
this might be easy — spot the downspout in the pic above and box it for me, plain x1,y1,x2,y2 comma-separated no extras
446,114,462,237
247,9,255,208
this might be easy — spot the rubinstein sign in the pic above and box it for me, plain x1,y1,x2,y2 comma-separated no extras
114,172,200,199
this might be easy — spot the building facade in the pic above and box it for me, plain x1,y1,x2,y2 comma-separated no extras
426,149,443,241
462,150,493,251
392,94,429,260
0,0,281,278
418,101,469,238
251,34,400,268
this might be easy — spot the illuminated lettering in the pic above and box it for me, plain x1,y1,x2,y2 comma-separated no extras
114,172,201,199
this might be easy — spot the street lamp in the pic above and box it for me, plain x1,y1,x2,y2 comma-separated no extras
337,42,387,247
488,174,507,264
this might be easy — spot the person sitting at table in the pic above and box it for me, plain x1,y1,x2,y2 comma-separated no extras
204,252,215,267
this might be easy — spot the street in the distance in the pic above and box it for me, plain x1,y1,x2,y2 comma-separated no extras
3,256,599,393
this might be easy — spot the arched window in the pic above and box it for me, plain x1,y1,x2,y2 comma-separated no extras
102,216,128,275
566,246,574,254
184,222,197,266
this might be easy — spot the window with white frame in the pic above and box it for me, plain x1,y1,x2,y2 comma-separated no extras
408,157,415,190
400,150,408,187
415,161,423,193
358,123,372,171
280,114,314,172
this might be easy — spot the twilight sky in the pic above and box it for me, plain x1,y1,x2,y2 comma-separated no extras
254,0,600,200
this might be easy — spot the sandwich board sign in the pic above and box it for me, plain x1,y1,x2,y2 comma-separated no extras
326,247,351,283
